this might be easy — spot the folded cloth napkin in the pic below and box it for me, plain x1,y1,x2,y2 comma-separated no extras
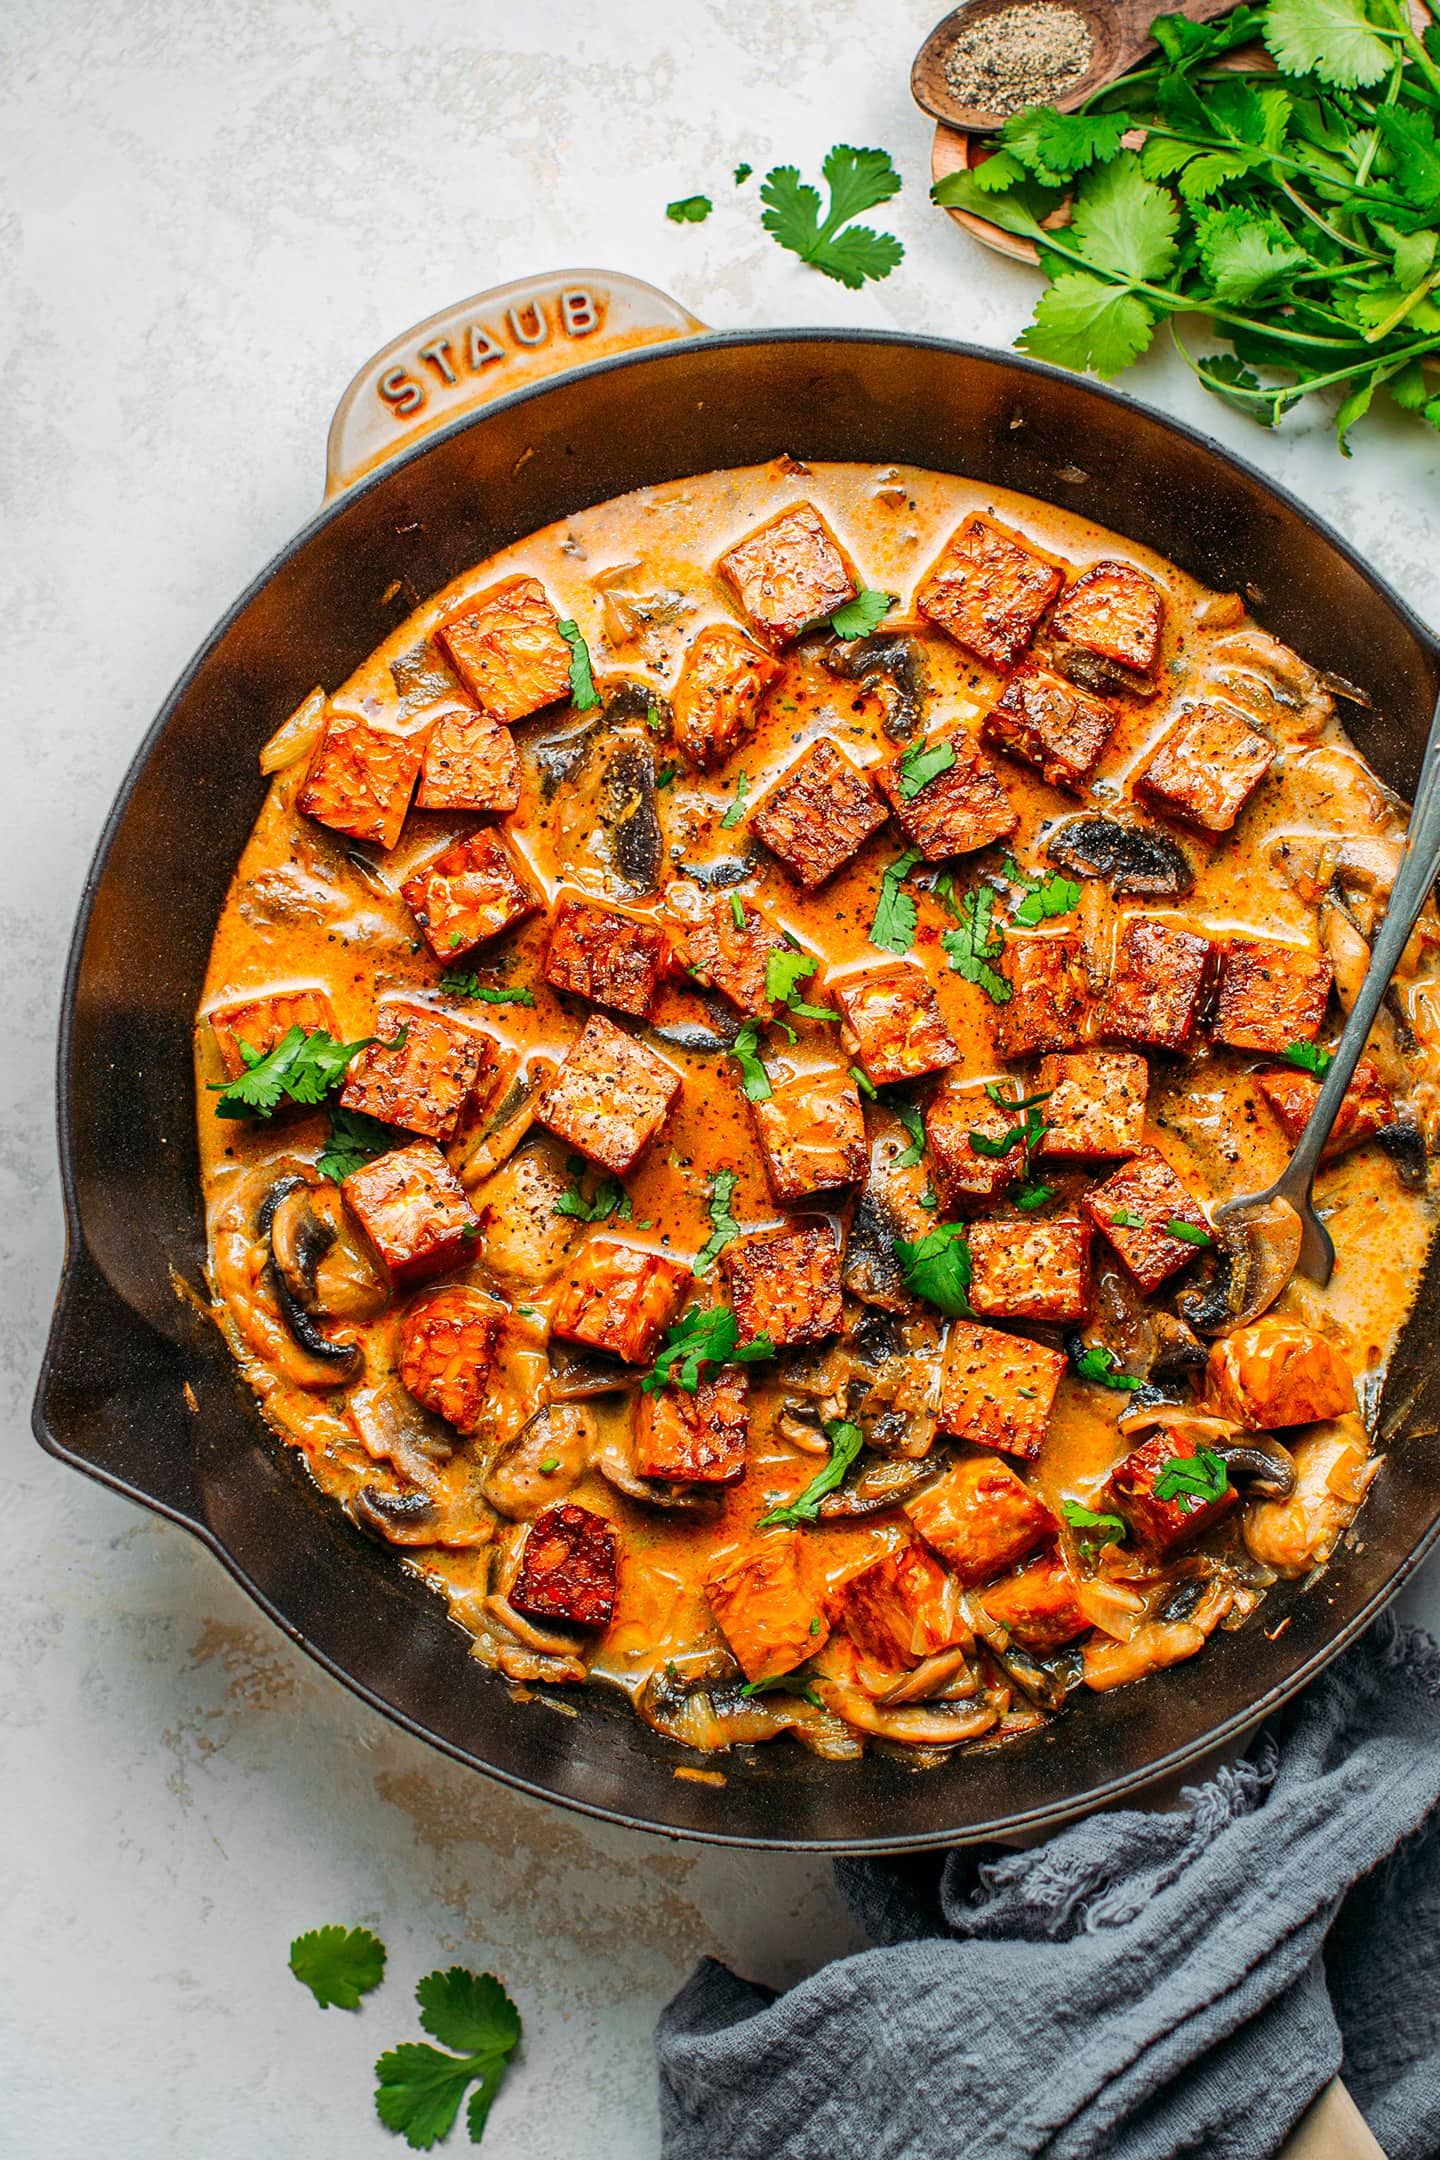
656,1615,1440,2160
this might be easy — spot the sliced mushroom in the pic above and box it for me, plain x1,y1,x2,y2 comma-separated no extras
675,856,753,889
351,1484,439,1544
546,1347,639,1400
1176,1201,1302,1337
469,1139,580,1287
822,632,926,742
1046,816,1194,898
592,1421,719,1511
1212,1435,1297,1500
1242,1413,1377,1576
481,1403,594,1519
268,1178,389,1321
455,1063,552,1190
817,1449,946,1518
348,1376,455,1484
535,708,663,897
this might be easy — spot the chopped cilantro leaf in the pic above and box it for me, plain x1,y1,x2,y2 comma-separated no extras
896,739,956,801
730,892,746,931
438,973,536,1007
666,194,713,223
553,1169,631,1223
1015,1180,1057,1210
894,1221,973,1316
693,1168,742,1278
869,846,922,956
740,1671,823,1706
1166,1218,1212,1245
317,1105,399,1184
760,144,904,288
642,1305,775,1394
729,1020,773,1101
734,162,753,185
758,1420,865,1527
894,1099,927,1170
557,619,599,710
1153,1448,1231,1512
720,771,751,829
830,589,897,639
1071,1341,1143,1391
1110,1207,1145,1227
210,1024,381,1120
290,1924,386,2010
940,884,1011,1004
765,946,837,1021
850,1063,878,1101
1012,871,1083,926
1062,1500,1128,1556
374,1966,522,2148
1280,1040,1334,1076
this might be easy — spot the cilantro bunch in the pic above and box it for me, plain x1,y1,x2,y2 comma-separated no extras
934,0,1440,449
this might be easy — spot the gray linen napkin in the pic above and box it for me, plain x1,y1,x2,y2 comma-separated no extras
656,1615,1440,2160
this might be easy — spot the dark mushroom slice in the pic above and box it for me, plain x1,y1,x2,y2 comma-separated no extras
534,705,663,897
1377,1115,1428,1188
268,1178,389,1321
455,1064,549,1188
1213,1434,1297,1500
842,1110,936,1313
674,855,754,889
1176,1203,1301,1338
648,995,743,1056
351,1485,440,1545
985,1637,1080,1715
822,632,926,742
1053,646,1149,701
481,1403,594,1519
1046,816,1194,898
546,1348,639,1401
816,1448,947,1519
636,1660,863,1759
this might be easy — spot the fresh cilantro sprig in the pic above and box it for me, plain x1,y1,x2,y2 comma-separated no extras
210,1025,381,1120
894,1221,974,1316
552,1157,634,1224
1280,1039,1335,1076
557,619,599,710
765,946,838,1022
317,1106,400,1184
666,195,712,224
932,3,1440,452
1006,861,1083,925
869,846,922,956
642,1305,775,1394
694,1169,742,1277
761,144,904,288
971,1081,1055,1206
374,1967,522,2148
938,879,1011,1004
1153,1448,1231,1512
759,1420,865,1527
896,739,957,801
893,1099,927,1170
831,590,897,638
290,1925,387,2010
1061,1500,1128,1558
1071,1340,1143,1391
438,974,536,1007
729,1020,773,1101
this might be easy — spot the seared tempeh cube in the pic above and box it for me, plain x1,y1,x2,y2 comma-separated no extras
981,666,1118,791
980,1551,1090,1650
751,1065,868,1203
1036,1050,1149,1160
208,987,339,1080
435,574,573,722
401,830,540,961
925,1081,1021,1214
916,514,1064,671
722,1222,843,1347
1104,1426,1237,1553
838,1543,967,1668
1099,917,1212,1051
342,1139,479,1279
551,1238,692,1364
875,730,1017,858
537,1013,682,1175
905,1454,1058,1586
543,896,671,1020
1206,1320,1355,1430
716,502,857,648
752,739,887,889
1135,701,1276,833
340,1005,495,1141
1082,1145,1209,1292
663,880,780,1019
417,706,521,813
837,964,958,1087
994,932,1090,1058
1051,560,1164,677
705,1534,829,1681
512,1502,618,1627
969,1220,1091,1324
671,624,780,768
939,1319,1068,1461
398,1286,505,1432
1257,1056,1394,1161
297,709,420,850
633,1369,749,1484
1211,937,1333,1054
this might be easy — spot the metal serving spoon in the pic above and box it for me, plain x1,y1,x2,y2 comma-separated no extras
1214,685,1440,1286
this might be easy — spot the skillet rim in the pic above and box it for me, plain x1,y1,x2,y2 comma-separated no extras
33,322,1440,1851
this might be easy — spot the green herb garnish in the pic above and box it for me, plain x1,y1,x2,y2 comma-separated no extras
759,1420,865,1527
893,1221,974,1316
317,1105,399,1184
729,1020,773,1101
374,1966,522,2148
556,618,599,710
830,589,897,639
869,846,923,956
850,1063,878,1100
1153,1447,1231,1512
760,144,904,288
552,1165,632,1223
1280,1039,1335,1076
765,946,838,1022
739,1670,823,1707
1165,1217,1213,1245
729,892,747,931
438,973,537,1007
642,1305,775,1394
720,771,751,829
1062,1500,1128,1556
940,883,1011,1004
1011,870,1083,926
290,1925,387,2010
894,1099,927,1170
734,162,753,185
1071,1341,1143,1391
896,739,957,801
1110,1207,1145,1227
210,1025,381,1120
666,194,713,224
694,1168,742,1277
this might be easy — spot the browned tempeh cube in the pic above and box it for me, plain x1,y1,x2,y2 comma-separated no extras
1135,702,1276,833
981,666,1119,793
837,964,958,1087
916,514,1064,672
939,1318,1068,1461
716,502,857,648
208,987,339,1081
874,730,1018,859
1082,1145,1210,1293
969,1219,1091,1324
925,1080,1020,1214
340,1004,494,1142
435,574,573,723
417,706,521,813
752,739,887,889
1051,560,1164,677
751,1065,868,1204
1036,1050,1149,1160
905,1455,1058,1587
543,896,671,1020
1098,917,1212,1051
980,1551,1091,1650
722,1222,843,1347
342,1139,480,1280
633,1369,749,1485
1212,937,1333,1054
551,1238,692,1364
1103,1427,1236,1554
512,1503,618,1627
838,1543,967,1668
401,830,540,961
663,881,780,1019
537,1014,682,1175
297,709,420,850
398,1286,505,1433
671,624,781,767
705,1535,829,1681
994,932,1090,1058
1256,1055,1394,1162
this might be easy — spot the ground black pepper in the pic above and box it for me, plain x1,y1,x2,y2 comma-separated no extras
943,1,1094,117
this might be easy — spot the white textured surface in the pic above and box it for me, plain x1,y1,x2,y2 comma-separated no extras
4,4,1440,2155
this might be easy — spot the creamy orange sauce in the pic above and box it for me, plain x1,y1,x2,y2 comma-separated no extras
195,457,1436,1757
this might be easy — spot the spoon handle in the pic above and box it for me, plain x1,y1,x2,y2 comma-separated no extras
1279,688,1440,1198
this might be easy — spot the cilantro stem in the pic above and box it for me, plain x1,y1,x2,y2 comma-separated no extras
1034,226,1365,349
1364,271,1440,344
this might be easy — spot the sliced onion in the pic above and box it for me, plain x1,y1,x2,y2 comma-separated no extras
260,687,326,775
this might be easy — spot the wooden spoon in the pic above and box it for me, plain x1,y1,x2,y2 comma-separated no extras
912,0,1240,134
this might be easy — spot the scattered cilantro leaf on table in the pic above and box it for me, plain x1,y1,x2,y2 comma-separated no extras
734,162,753,185
830,589,897,638
666,195,713,224
210,1025,381,1119
761,145,904,288
557,619,599,710
290,1924,387,2010
759,1420,865,1527
375,1967,522,2148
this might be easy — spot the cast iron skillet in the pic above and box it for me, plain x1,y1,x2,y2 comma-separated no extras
32,269,1440,1852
